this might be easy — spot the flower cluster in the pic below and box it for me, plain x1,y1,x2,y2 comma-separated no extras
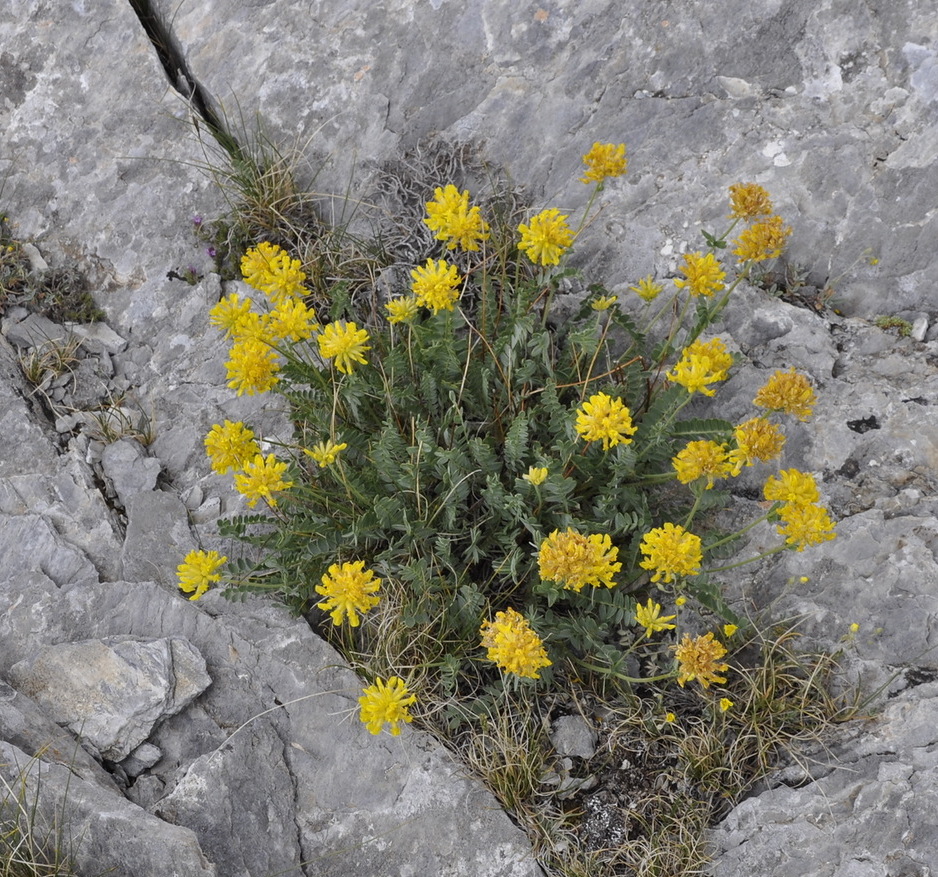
305,438,348,468
580,142,628,184
317,320,371,375
233,453,293,508
634,599,677,639
672,439,734,489
538,528,622,591
176,549,226,601
424,184,490,252
754,368,816,420
358,676,417,736
315,560,382,627
518,208,574,266
673,632,729,688
240,240,308,303
480,608,552,679
674,252,726,298
667,337,734,396
639,523,702,583
575,392,638,450
411,259,462,312
204,420,260,474
629,275,664,302
729,182,774,220
733,215,792,263
728,416,786,472
764,468,835,550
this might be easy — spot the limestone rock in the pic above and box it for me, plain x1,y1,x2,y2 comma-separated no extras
8,636,211,761
0,741,216,877
100,438,162,509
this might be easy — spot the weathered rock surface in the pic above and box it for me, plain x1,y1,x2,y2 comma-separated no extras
2,0,938,874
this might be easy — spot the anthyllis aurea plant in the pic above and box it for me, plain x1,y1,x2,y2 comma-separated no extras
181,144,836,733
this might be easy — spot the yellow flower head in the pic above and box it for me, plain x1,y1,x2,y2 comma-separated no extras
723,624,739,638
580,142,628,184
304,438,348,468
538,528,621,592
315,560,381,627
629,275,664,302
753,368,816,421
385,296,420,324
728,183,774,220
479,608,552,679
177,549,226,601
675,596,687,607
522,466,548,486
209,293,253,336
358,676,416,736
241,242,307,303
424,185,490,252
639,523,702,584
664,711,677,724
317,321,371,375
764,469,820,506
674,251,726,298
591,294,619,311
729,416,786,473
233,453,293,508
732,215,792,263
225,337,280,396
777,501,836,550
719,697,734,712
518,208,574,266
229,311,276,345
268,298,318,343
411,258,462,312
672,440,735,489
204,420,260,475
672,632,729,688
575,392,638,451
667,337,734,396
634,598,677,639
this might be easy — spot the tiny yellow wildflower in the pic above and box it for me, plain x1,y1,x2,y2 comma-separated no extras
575,392,638,451
664,711,677,723
209,293,253,336
723,624,739,638
479,608,552,679
411,258,462,312
305,439,348,468
849,622,860,633
667,337,734,397
385,296,420,324
675,596,687,607
225,338,280,396
719,697,734,712
580,142,628,184
672,632,729,689
629,275,664,302
639,523,702,584
359,676,416,736
733,215,792,263
234,453,293,508
591,294,619,311
728,182,774,220
517,208,574,266
674,251,726,298
538,528,621,591
753,367,816,420
764,469,821,506
317,321,371,375
522,466,548,486
729,416,786,473
776,501,836,550
204,420,260,475
634,599,677,639
315,560,381,627
176,549,226,601
672,440,735,489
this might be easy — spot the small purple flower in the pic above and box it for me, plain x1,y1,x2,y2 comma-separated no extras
192,215,203,228
206,246,217,258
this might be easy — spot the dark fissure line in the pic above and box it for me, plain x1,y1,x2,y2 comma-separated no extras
125,0,242,159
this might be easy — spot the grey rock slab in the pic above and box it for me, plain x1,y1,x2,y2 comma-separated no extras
120,489,196,586
0,679,119,794
0,312,70,350
709,684,938,877
550,714,599,759
100,438,162,508
8,636,211,762
0,512,99,589
54,581,543,877
154,0,938,314
0,740,216,877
